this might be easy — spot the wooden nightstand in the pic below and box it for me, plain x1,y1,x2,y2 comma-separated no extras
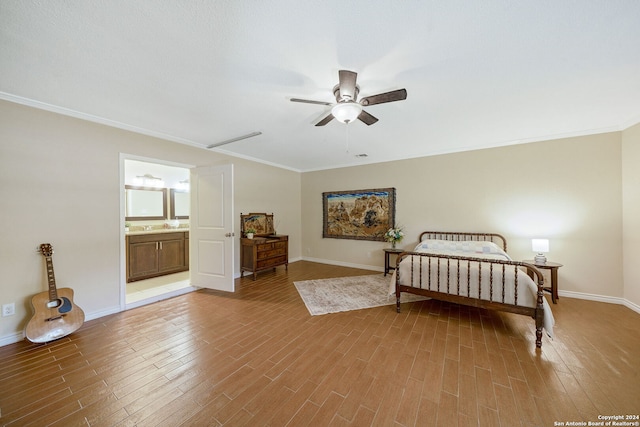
523,260,563,304
383,248,404,276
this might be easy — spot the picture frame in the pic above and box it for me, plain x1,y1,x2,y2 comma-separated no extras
322,187,396,241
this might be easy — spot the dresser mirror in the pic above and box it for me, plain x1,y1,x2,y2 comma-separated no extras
125,185,167,221
240,213,274,237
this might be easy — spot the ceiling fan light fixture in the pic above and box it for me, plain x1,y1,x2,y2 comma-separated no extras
292,70,406,126
332,102,362,124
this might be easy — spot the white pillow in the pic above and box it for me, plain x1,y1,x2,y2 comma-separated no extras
414,239,510,259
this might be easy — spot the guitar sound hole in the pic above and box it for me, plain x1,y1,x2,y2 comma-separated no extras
46,297,73,313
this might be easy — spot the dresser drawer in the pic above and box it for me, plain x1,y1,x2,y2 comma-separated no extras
257,247,286,260
257,255,287,269
257,240,287,251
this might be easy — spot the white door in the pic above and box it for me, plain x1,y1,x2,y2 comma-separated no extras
190,164,234,292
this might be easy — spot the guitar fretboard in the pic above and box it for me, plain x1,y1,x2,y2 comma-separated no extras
45,256,58,301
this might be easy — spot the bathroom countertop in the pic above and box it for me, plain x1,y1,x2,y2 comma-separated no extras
125,228,189,236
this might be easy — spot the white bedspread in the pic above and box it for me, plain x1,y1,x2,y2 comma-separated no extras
391,241,555,338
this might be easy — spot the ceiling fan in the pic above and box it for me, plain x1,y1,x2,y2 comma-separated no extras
291,70,407,126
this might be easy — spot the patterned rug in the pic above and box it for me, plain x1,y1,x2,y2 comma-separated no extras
294,274,428,316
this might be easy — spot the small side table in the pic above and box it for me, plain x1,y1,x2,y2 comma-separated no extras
383,248,404,276
523,260,563,304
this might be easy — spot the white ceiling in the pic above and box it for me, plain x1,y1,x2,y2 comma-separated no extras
1,1,639,172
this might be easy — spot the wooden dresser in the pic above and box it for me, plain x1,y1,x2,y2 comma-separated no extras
240,235,288,280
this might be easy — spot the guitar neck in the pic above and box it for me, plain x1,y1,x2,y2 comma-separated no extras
45,256,58,301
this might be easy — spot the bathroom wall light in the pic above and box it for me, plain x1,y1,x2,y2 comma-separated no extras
134,174,165,188
176,179,190,191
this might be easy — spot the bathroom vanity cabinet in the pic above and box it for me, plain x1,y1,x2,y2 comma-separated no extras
126,231,189,282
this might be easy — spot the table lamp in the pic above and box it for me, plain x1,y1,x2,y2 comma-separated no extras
532,239,549,265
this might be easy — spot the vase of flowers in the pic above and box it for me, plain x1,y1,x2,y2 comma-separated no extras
385,226,404,249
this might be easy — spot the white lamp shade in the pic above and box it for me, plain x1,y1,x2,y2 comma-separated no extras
332,102,362,123
532,239,549,253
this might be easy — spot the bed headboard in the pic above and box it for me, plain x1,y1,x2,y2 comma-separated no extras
418,231,507,252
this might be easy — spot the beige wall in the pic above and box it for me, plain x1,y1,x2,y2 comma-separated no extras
622,122,640,307
0,100,301,340
302,132,624,301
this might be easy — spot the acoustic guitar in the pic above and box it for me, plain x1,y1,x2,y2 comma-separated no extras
25,243,85,343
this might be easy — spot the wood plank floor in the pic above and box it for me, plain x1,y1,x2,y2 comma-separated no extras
1,260,639,426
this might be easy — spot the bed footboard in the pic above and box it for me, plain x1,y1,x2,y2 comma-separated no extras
395,252,546,348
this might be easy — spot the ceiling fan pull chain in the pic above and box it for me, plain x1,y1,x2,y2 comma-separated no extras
345,123,350,153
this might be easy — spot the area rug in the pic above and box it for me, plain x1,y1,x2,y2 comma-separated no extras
294,274,428,316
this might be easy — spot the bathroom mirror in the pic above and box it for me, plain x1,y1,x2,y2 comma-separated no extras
125,185,167,221
170,189,190,219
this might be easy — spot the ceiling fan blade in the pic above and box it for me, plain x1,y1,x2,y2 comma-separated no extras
290,98,333,106
357,110,379,126
315,113,334,126
338,70,358,101
359,88,407,106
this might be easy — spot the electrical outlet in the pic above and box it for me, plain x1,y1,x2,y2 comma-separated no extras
2,303,15,317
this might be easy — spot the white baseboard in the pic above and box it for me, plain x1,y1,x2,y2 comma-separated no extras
85,305,122,321
623,298,640,314
0,331,25,347
559,290,640,314
557,289,624,305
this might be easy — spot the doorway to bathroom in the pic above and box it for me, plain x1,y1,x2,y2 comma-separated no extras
122,155,195,308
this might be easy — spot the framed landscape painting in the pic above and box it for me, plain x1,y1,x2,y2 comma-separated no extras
322,187,396,241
